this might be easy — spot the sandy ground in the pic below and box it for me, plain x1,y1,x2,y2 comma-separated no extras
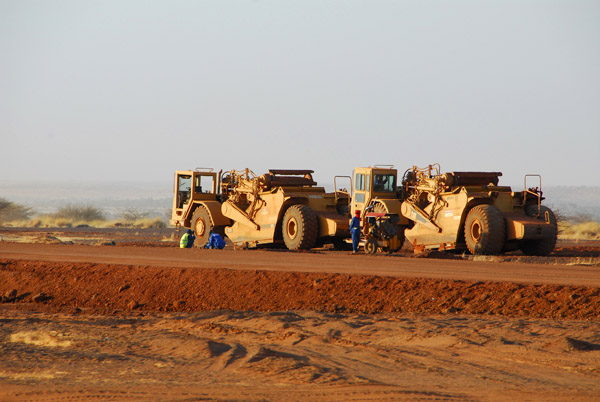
0,228,599,401
2,308,600,402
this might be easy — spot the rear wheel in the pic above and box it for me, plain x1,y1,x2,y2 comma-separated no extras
191,206,213,247
519,205,557,256
464,205,505,255
282,205,318,250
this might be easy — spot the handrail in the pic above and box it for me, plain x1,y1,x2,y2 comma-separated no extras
523,174,542,215
333,175,352,210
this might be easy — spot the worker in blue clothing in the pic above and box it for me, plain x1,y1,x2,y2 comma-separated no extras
349,210,361,253
205,230,226,249
179,229,195,248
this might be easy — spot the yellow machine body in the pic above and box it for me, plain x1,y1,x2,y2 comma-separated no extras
171,168,348,249
400,165,557,255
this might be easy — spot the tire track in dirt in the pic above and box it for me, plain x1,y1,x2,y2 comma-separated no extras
2,309,599,402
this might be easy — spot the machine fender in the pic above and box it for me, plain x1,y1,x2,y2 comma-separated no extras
278,197,309,219
455,198,495,243
460,198,493,225
186,201,231,227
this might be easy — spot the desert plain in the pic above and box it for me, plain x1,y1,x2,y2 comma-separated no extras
0,227,599,401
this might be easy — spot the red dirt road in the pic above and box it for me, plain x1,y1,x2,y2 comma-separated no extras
1,242,599,286
1,241,599,320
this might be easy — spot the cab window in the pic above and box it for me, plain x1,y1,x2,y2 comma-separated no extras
355,174,365,191
177,175,192,208
195,175,214,194
178,175,191,192
373,174,395,192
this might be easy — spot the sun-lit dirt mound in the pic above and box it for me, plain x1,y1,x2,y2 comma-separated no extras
1,259,598,320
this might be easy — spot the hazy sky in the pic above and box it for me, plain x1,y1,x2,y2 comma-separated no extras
2,0,599,188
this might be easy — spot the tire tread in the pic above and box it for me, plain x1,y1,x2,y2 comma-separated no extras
464,204,505,255
282,205,318,250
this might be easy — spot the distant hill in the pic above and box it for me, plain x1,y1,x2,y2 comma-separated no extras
0,180,172,219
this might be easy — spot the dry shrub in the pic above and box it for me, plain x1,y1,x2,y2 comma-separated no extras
55,219,73,228
130,217,167,228
109,217,167,229
53,204,105,222
120,208,150,223
0,201,167,229
30,215,108,229
559,221,600,240
144,218,167,228
27,215,57,228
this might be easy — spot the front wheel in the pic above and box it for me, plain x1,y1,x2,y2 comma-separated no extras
191,206,213,247
364,237,378,255
464,205,505,255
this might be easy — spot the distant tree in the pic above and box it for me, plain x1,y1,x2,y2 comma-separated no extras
121,208,149,223
0,198,34,223
53,204,105,222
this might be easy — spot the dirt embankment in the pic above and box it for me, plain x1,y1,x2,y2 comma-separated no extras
1,259,599,320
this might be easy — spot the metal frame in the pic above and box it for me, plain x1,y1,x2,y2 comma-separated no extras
523,174,542,216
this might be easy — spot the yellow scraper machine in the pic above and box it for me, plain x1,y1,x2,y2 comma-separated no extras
398,164,556,255
347,164,557,255
171,168,349,250
171,164,557,255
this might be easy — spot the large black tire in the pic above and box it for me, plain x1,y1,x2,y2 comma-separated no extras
390,229,406,253
519,205,558,256
191,206,213,248
464,205,505,255
373,203,404,252
282,205,318,250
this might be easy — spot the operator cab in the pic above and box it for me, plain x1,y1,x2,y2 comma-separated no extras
171,168,220,224
351,166,398,216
